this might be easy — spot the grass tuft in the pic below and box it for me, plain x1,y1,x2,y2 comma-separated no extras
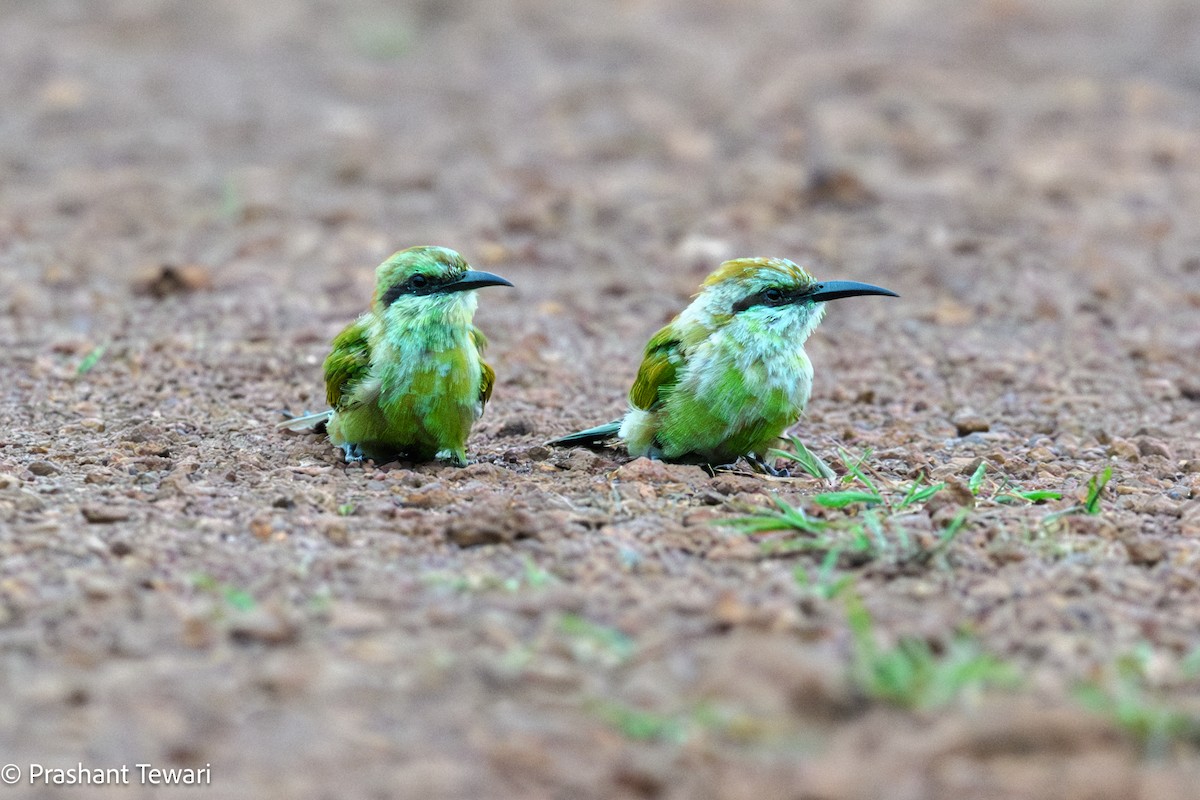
770,435,836,480
1076,646,1200,756
846,594,1019,709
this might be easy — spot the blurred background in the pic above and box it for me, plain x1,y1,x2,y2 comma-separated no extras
2,2,1199,798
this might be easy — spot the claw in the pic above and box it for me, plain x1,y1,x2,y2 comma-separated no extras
745,453,788,477
341,442,365,463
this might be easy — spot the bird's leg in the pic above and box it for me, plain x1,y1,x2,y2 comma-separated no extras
341,442,365,463
745,453,788,477
437,449,469,468
703,460,748,476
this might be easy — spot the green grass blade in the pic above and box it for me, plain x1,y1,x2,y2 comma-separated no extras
1084,466,1113,514
837,447,879,494
813,490,882,509
76,345,107,375
770,436,833,480
968,462,987,495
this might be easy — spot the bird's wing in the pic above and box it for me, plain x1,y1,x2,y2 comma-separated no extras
629,325,683,411
469,326,495,410
324,317,372,409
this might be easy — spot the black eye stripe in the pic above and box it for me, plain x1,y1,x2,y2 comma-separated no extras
731,286,803,313
381,282,404,306
383,273,447,305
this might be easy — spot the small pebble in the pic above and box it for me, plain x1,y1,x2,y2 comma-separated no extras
81,504,131,523
952,411,990,437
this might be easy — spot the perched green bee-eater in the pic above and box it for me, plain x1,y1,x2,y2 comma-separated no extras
279,246,512,466
547,257,897,474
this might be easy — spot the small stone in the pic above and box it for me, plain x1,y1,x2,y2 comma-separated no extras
804,167,877,208
78,418,105,432
1063,514,1119,539
973,577,1015,604
710,474,766,495
1179,502,1200,537
682,507,723,526
28,461,60,476
81,504,131,523
328,603,387,633
133,263,213,298
712,591,750,627
1107,438,1139,461
521,659,584,692
228,608,299,645
78,574,120,600
442,504,537,547
1124,537,1165,566
1027,446,1056,462
249,516,273,540
84,470,112,484
401,486,454,508
320,519,350,546
561,448,606,472
1142,379,1178,400
613,458,706,483
524,445,552,461
495,417,535,437
925,478,975,518
180,613,217,649
1136,437,1172,460
932,299,974,326
952,411,990,437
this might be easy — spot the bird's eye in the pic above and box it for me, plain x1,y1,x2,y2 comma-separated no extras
409,274,429,289
763,288,784,303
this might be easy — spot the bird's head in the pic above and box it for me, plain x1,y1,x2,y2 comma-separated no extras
689,257,897,340
371,246,512,325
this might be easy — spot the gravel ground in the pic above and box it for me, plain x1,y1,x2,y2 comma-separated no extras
2,1,1200,798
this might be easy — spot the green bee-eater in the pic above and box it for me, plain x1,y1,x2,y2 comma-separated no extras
547,257,897,474
280,246,512,466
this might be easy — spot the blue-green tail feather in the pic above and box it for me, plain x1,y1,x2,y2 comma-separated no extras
546,420,622,448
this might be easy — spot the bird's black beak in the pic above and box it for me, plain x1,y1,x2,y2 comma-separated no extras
443,270,514,293
805,280,898,303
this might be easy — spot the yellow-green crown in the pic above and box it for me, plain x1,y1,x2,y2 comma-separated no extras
373,246,468,308
701,257,816,292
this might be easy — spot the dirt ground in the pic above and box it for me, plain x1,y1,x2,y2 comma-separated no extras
3,0,1200,797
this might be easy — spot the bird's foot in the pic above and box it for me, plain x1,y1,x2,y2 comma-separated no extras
745,453,788,478
341,442,365,463
436,449,469,468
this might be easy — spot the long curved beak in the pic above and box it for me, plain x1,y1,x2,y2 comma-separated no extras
806,280,898,302
443,270,514,293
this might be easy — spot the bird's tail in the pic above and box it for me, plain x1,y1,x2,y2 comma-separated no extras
276,409,333,433
545,420,622,449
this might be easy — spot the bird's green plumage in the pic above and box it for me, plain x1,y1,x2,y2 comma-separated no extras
628,328,682,412
305,246,510,466
324,319,371,409
549,257,897,470
620,307,814,464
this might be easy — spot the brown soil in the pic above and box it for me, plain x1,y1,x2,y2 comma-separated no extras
3,1,1200,798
